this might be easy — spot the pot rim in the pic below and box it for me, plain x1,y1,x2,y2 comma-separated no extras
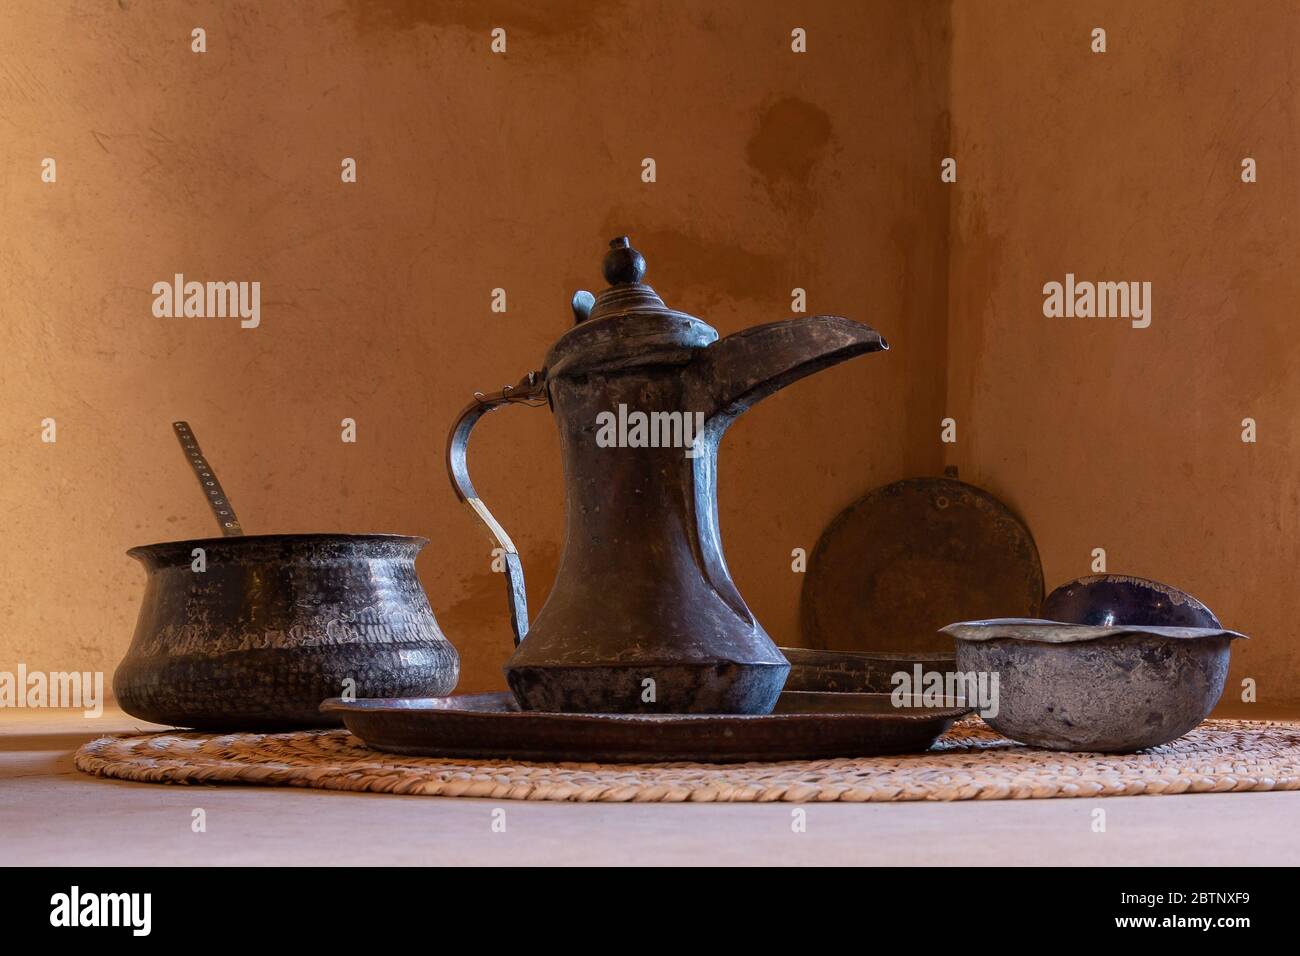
127,531,429,559
941,617,1248,644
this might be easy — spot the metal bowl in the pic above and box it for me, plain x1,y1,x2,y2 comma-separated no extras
113,533,459,730
942,618,1246,752
1041,574,1221,628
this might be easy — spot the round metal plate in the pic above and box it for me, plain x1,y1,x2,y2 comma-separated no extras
800,477,1044,654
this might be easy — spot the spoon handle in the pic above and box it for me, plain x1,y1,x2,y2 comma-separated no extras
172,421,244,537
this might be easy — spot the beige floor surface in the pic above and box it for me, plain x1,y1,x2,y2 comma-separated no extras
3,706,1298,866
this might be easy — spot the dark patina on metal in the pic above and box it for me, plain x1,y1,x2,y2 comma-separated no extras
1041,573,1222,628
322,690,968,763
944,617,1246,752
115,422,459,730
801,473,1044,655
941,574,1239,752
448,236,888,715
115,533,460,730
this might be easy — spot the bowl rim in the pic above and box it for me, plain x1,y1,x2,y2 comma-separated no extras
941,617,1248,644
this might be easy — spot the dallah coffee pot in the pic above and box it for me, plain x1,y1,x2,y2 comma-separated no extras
448,236,887,714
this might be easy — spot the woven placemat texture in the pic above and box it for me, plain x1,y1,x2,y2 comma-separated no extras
74,718,1300,802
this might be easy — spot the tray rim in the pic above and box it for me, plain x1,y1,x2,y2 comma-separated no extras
321,692,974,763
780,645,957,663
321,691,973,724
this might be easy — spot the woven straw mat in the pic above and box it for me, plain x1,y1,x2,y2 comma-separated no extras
72,717,1300,802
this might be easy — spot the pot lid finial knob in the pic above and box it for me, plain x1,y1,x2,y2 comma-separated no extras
603,236,646,286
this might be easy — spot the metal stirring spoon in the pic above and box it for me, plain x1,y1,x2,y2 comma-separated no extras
172,421,244,536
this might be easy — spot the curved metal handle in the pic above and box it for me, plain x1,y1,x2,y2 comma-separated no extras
446,370,547,647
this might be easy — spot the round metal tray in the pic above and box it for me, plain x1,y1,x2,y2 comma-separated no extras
801,475,1043,654
322,691,971,764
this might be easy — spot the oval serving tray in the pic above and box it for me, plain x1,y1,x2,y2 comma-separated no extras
781,646,958,693
321,691,971,764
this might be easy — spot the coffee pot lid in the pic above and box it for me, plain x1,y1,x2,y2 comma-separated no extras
544,236,719,377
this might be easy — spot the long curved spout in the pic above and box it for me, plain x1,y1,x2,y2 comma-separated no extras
691,315,888,425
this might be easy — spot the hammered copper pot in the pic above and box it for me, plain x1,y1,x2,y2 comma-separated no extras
113,533,459,730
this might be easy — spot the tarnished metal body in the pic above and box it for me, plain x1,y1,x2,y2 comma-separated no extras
448,237,888,714
114,533,459,730
947,618,1245,752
